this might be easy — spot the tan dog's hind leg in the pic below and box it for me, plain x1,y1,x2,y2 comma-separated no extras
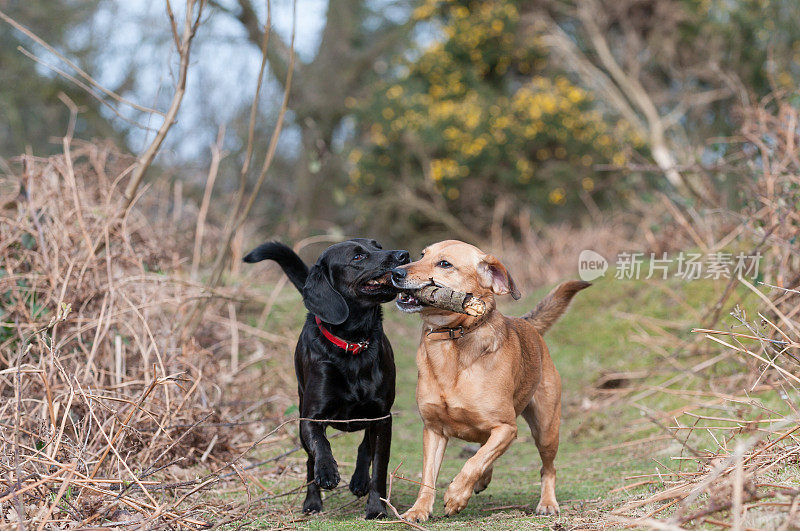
402,428,448,523
443,424,517,516
522,368,562,516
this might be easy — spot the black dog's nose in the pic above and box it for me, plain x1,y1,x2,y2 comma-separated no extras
393,250,410,264
391,267,407,282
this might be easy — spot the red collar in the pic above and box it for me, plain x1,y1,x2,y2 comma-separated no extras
315,316,370,355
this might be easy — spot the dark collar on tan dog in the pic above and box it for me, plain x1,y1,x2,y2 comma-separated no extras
426,315,488,340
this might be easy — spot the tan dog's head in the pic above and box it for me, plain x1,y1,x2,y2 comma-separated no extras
391,240,520,319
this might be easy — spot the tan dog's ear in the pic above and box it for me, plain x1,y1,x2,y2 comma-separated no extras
477,254,521,300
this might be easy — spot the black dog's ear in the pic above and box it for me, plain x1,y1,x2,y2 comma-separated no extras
302,264,349,324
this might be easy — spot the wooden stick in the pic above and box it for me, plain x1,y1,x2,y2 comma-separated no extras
412,285,486,316
191,126,225,280
381,462,429,531
733,443,744,531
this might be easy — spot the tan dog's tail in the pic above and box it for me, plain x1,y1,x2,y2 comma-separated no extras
522,281,591,335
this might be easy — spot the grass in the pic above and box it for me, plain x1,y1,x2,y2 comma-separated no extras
244,273,764,529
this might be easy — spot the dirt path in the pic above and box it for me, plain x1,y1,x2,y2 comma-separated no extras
275,278,680,529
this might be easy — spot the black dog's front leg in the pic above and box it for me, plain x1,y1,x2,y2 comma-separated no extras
349,431,372,497
300,419,340,510
301,444,322,514
365,417,392,519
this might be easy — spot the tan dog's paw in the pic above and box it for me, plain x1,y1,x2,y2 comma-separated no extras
443,482,472,516
535,499,560,516
473,467,493,494
401,505,432,523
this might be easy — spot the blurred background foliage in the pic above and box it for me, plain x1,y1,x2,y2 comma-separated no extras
0,0,118,156
350,0,644,239
1,0,799,245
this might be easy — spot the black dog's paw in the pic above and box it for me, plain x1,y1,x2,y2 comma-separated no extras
349,471,371,497
314,458,340,490
302,495,323,514
365,499,387,520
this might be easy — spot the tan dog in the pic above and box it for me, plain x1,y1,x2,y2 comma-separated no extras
390,240,589,522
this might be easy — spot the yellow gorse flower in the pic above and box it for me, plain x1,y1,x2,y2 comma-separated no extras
549,187,566,205
351,0,642,204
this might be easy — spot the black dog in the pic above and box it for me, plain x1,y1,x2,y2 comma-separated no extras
243,239,409,518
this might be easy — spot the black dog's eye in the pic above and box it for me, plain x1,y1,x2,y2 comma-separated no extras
436,260,452,268
353,253,366,262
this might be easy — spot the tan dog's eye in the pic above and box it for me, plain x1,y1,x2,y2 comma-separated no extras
436,260,453,268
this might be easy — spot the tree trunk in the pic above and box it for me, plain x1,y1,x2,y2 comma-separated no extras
220,0,414,229
293,116,341,226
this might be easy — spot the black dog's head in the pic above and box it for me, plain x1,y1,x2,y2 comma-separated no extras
304,239,410,324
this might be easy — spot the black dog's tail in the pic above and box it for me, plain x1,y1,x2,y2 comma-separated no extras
243,241,309,293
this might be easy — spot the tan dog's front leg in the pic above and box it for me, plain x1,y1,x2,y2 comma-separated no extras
444,423,517,516
401,427,448,523
473,465,493,494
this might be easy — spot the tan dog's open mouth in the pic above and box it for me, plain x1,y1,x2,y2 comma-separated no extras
396,291,425,312
397,284,487,316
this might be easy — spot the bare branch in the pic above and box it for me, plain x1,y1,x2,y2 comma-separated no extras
662,88,732,129
228,0,297,85
191,126,226,280
165,0,181,47
16,46,157,132
239,0,271,182
533,4,689,190
0,8,164,117
181,0,296,339
123,0,205,209
531,10,646,134
576,2,662,130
